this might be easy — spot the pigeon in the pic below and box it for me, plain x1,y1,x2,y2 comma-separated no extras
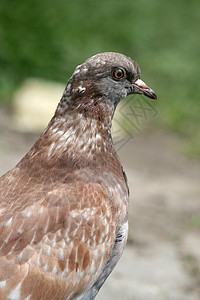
0,52,156,300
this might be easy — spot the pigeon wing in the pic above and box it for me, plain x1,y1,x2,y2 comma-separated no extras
0,171,116,300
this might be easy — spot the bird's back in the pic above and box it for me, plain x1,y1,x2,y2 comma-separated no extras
0,133,129,300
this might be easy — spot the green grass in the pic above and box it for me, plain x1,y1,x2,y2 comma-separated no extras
0,0,200,156
190,215,200,229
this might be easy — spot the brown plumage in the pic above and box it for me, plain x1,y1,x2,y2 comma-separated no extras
0,52,156,300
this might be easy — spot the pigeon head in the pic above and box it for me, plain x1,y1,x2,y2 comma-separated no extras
37,53,157,161
56,52,157,121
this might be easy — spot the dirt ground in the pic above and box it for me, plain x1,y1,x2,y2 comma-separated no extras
0,107,200,300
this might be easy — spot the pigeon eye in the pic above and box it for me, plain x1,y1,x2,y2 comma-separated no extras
112,68,126,80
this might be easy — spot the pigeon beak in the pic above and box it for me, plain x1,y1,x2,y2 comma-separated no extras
132,79,157,99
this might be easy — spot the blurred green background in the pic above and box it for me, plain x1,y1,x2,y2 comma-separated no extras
0,0,199,156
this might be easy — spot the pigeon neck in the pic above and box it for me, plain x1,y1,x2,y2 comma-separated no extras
42,110,114,159
55,80,116,125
